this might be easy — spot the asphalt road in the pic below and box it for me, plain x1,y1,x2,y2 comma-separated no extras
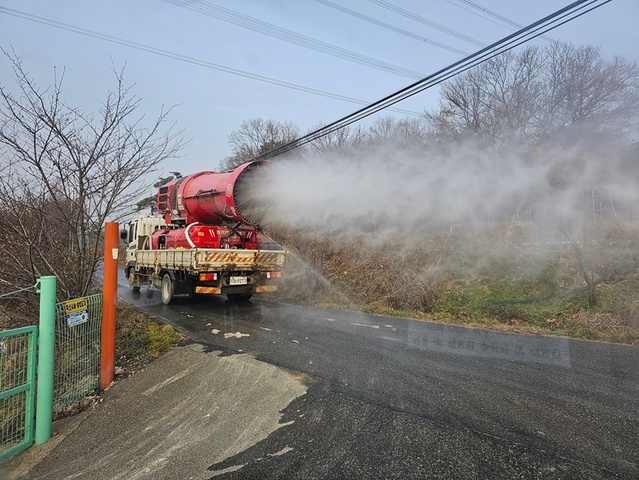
119,283,639,479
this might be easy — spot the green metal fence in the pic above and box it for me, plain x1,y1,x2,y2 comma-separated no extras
53,294,102,412
0,326,38,460
0,279,104,460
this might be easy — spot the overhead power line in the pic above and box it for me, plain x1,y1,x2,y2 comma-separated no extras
370,0,487,47
313,0,469,56
0,7,420,116
445,0,554,43
455,0,530,30
162,0,426,80
256,0,611,160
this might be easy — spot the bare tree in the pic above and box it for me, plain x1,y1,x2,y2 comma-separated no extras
542,43,639,134
367,116,428,144
420,42,639,309
0,51,183,300
220,118,299,170
427,48,546,143
306,123,366,154
561,218,639,307
426,43,639,143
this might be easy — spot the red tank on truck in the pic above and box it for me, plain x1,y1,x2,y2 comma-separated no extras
122,161,285,304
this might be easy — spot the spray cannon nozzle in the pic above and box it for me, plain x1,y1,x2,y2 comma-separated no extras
157,160,269,227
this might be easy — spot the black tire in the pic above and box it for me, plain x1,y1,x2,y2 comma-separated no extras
226,293,252,302
161,273,175,305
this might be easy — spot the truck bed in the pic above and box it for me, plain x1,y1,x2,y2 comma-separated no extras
134,248,286,273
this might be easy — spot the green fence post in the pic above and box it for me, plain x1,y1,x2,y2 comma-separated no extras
35,275,57,445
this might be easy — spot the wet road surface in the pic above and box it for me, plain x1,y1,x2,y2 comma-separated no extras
119,283,639,479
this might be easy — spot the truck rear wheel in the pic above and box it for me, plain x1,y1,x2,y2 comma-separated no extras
128,269,140,292
161,273,175,305
226,293,252,302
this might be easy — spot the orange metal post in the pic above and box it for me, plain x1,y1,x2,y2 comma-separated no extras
100,222,119,390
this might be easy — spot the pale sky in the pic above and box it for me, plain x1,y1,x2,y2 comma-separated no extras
1,0,638,176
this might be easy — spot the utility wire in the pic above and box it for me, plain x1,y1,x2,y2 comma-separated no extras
257,0,611,160
314,0,469,56
370,0,487,47
457,0,531,30
0,7,419,116
162,0,426,80
445,0,554,42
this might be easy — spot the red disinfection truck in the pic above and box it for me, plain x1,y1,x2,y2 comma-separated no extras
122,161,285,304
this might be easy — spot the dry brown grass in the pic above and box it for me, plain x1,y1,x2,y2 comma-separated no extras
264,223,639,345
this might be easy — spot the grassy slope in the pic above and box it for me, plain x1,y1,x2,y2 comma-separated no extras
116,304,189,373
264,225,639,346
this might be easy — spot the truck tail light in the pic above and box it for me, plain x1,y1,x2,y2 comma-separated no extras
199,273,218,281
266,271,282,279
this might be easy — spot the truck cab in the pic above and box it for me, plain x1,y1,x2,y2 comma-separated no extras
122,215,168,284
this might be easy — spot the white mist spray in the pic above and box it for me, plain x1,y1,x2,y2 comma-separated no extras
240,130,638,242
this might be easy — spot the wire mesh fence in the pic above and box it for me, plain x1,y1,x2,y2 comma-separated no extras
0,326,37,460
1,277,105,459
53,294,102,412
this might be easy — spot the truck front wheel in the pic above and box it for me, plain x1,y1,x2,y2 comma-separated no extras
161,273,175,305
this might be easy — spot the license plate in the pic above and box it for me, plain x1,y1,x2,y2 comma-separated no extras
229,276,247,286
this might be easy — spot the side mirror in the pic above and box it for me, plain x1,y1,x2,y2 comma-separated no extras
120,229,128,241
